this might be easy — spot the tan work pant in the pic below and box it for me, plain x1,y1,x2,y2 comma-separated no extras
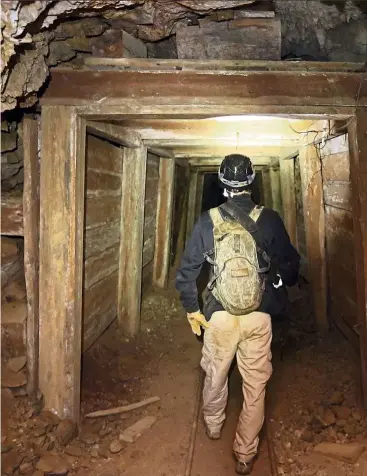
201,310,272,463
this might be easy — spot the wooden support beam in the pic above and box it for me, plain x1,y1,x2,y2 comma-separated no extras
118,145,147,336
195,173,204,220
188,157,271,166
262,167,272,208
348,108,367,408
87,121,142,148
299,137,328,333
153,159,175,289
83,58,365,73
42,69,367,109
270,165,283,218
279,158,297,246
23,116,40,397
39,106,86,421
147,146,174,159
186,170,198,242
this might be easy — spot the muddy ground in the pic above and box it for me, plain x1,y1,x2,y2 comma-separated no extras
2,282,367,475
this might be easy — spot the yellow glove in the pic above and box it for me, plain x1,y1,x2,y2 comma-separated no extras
187,311,210,336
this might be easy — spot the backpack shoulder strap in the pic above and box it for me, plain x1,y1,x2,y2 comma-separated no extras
209,207,224,227
249,205,264,223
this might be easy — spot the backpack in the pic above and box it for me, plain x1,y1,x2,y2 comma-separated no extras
206,205,270,316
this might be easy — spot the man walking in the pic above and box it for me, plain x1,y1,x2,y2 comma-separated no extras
176,154,300,474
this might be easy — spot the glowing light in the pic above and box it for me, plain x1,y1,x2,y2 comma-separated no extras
212,115,284,122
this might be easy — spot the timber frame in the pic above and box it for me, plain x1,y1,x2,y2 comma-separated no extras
39,60,367,419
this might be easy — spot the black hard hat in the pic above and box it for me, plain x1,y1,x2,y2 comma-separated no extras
218,154,255,192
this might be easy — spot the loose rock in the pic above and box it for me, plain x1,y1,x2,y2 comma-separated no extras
313,442,364,464
6,356,27,373
55,419,77,446
329,391,344,405
1,367,27,388
109,439,124,454
36,454,70,474
332,406,351,420
19,460,35,474
2,450,23,475
119,416,157,443
65,443,82,457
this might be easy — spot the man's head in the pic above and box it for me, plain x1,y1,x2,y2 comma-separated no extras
218,154,255,197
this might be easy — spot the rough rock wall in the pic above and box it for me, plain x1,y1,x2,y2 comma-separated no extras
1,116,23,192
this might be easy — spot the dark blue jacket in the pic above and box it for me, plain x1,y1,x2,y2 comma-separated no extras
176,194,300,319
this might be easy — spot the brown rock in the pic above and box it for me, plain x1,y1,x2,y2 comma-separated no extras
344,423,358,436
36,454,70,474
313,442,364,464
33,427,46,437
39,410,60,429
19,460,35,474
33,435,47,447
79,433,96,445
99,426,112,437
65,443,82,457
329,391,344,405
109,439,124,454
318,408,336,428
336,419,347,428
1,367,27,388
352,411,362,422
301,429,314,442
119,416,157,443
55,420,77,446
6,356,27,373
2,449,23,475
98,445,110,459
333,406,352,420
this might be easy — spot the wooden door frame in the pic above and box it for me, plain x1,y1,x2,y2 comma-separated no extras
39,63,367,418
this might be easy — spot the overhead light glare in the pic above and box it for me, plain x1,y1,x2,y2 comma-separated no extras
213,115,283,123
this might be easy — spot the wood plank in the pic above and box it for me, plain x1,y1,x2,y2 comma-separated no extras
186,170,198,243
39,106,86,421
83,271,118,350
86,134,123,174
322,152,350,182
42,70,367,108
85,168,121,196
262,168,272,208
118,145,147,336
1,194,23,235
321,134,349,155
299,139,328,333
279,158,297,246
323,182,352,211
23,116,40,397
84,244,119,289
84,221,120,257
153,159,175,288
85,196,121,227
147,147,174,159
348,108,367,408
176,18,280,61
195,173,204,220
87,122,142,148
143,236,155,267
83,58,365,73
270,166,283,217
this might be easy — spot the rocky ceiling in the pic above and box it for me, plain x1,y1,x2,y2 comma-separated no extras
1,0,366,113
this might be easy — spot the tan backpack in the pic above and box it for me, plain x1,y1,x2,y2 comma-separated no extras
207,205,269,316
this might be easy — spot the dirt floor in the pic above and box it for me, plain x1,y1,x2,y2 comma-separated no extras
2,281,367,476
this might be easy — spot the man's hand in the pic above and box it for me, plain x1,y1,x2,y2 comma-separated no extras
187,311,210,336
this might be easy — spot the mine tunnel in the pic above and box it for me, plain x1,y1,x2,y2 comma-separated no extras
1,2,367,476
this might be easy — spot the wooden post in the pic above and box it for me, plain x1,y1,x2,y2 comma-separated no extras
39,107,86,420
348,109,367,408
195,173,204,220
270,162,283,217
186,169,198,242
280,158,297,246
299,142,328,333
23,116,40,397
118,145,147,336
153,158,175,289
262,167,272,208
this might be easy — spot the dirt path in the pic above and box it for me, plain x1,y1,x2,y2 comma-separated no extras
191,364,272,476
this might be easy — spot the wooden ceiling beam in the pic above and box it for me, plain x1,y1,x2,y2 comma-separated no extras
87,121,142,148
42,69,367,109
